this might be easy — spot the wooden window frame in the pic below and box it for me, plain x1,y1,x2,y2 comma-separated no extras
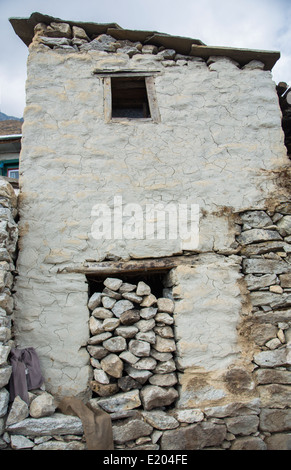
102,73,161,124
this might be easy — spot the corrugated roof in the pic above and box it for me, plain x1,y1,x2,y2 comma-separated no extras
9,11,280,70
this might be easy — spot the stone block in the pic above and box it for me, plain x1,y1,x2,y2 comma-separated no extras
160,422,226,450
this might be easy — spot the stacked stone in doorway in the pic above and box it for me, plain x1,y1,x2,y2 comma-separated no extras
87,278,178,412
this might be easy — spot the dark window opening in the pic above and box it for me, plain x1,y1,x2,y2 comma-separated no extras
111,77,151,119
87,271,167,299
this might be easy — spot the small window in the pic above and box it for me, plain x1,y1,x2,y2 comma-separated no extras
7,167,19,179
103,74,160,123
111,77,150,119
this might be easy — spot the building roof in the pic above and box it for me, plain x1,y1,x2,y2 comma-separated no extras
0,120,22,137
9,12,280,70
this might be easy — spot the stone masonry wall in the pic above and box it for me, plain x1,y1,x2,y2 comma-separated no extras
3,20,290,449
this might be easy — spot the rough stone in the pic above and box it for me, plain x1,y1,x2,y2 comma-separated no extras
140,385,178,410
258,384,291,408
142,410,179,430
237,229,282,245
140,307,157,319
47,22,72,38
280,273,291,288
249,323,278,346
140,294,157,307
100,353,123,378
112,300,135,317
102,287,122,300
72,25,89,40
88,292,102,310
260,409,291,432
243,258,290,274
103,277,123,291
142,45,158,54
244,273,278,290
157,49,176,60
87,345,108,360
93,368,110,384
118,376,142,392
153,336,176,353
102,317,120,331
136,281,151,296
113,418,153,444
265,433,291,450
0,365,12,388
89,316,104,335
29,392,56,419
0,345,10,366
154,326,174,338
204,400,261,418
150,350,173,361
115,325,138,338
136,330,156,344
135,318,155,332
255,368,291,385
155,313,174,325
128,339,151,357
0,388,9,417
122,292,143,303
240,210,273,228
277,215,291,236
6,396,29,426
174,409,204,423
40,37,71,47
119,309,140,325
125,365,153,384
88,331,112,345
10,434,34,450
92,307,113,319
90,381,119,396
33,440,86,450
157,298,175,313
160,422,226,450
225,415,259,436
230,436,267,450
133,357,157,370
96,390,141,413
6,413,83,436
149,372,177,387
253,348,289,367
101,296,116,309
119,282,136,293
250,291,291,309
119,350,139,365
102,336,127,353
153,359,176,374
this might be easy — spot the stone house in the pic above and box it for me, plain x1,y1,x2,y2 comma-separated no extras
0,11,290,450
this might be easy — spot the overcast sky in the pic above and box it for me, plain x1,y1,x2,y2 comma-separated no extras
0,0,290,118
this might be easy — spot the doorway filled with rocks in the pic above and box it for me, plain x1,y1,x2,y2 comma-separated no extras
86,272,179,418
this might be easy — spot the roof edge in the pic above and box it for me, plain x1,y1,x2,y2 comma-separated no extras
9,12,280,70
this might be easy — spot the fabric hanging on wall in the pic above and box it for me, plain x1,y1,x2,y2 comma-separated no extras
8,347,44,404
58,397,114,450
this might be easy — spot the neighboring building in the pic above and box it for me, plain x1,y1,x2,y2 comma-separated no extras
0,120,21,182
6,12,291,450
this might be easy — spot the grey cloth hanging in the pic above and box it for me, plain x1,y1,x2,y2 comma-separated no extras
9,347,44,404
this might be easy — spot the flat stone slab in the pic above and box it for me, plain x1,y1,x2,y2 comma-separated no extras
6,413,83,436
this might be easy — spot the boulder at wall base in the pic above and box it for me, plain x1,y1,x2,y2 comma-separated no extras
160,422,227,450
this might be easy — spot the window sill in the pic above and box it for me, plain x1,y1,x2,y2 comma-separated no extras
109,117,154,123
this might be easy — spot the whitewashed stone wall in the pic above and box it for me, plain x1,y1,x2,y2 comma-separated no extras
7,22,291,449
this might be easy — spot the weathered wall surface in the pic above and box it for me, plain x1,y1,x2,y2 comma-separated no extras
8,27,291,450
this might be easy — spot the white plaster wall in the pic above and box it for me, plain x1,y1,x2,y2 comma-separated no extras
14,47,288,398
